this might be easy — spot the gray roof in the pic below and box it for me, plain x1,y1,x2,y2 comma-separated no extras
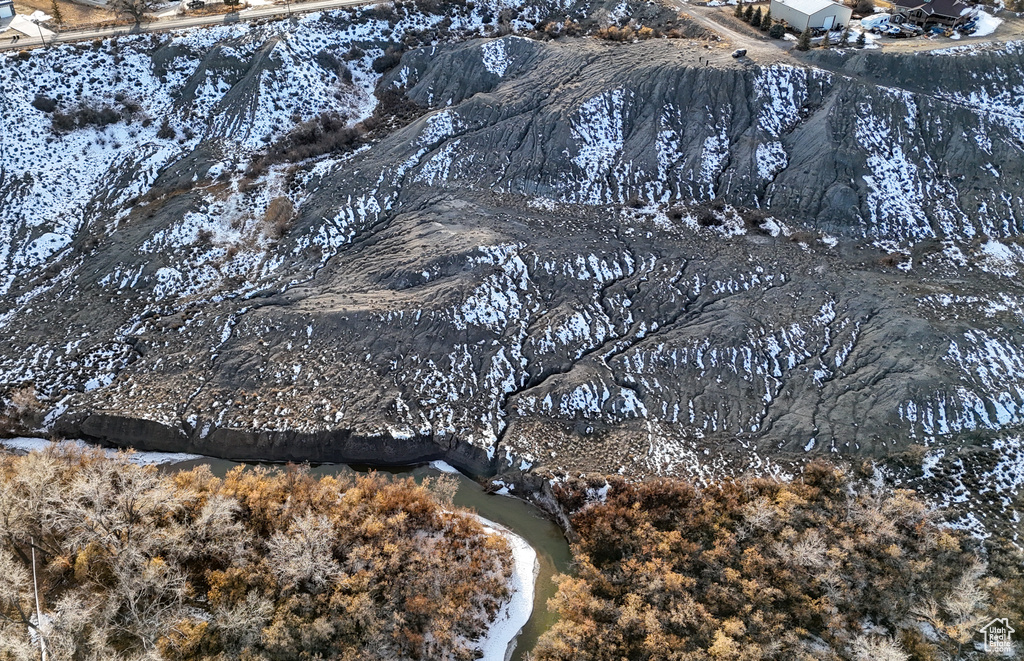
771,0,848,15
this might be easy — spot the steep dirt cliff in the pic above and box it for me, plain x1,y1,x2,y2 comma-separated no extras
1,7,1022,536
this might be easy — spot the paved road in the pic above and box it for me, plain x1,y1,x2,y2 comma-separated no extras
0,0,371,51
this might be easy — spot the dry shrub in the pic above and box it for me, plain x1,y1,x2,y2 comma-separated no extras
247,112,362,176
1,385,42,433
375,88,424,123
696,208,721,227
788,230,818,244
0,447,512,660
538,461,1016,661
596,25,657,41
7,385,39,412
371,45,404,73
263,197,295,240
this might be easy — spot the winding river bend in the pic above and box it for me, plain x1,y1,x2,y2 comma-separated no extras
169,456,573,661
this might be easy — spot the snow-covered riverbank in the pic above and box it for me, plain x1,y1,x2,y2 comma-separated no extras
0,436,202,465
474,516,539,661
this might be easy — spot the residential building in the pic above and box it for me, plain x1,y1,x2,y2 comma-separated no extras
770,0,854,31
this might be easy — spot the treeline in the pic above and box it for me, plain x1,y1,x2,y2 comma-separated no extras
535,462,1022,661
0,446,511,661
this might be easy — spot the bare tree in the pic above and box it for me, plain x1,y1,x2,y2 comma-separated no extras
848,634,910,661
108,0,159,24
0,547,36,658
267,512,339,592
212,591,274,652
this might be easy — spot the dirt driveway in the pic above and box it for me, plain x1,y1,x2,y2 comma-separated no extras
11,0,115,28
673,0,794,60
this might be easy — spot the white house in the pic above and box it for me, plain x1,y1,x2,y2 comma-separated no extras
770,0,853,31
0,0,16,20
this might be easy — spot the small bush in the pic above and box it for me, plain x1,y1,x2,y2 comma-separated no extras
697,209,721,227
266,112,361,166
789,230,817,244
51,112,76,133
0,385,42,433
31,94,57,113
375,88,424,123
315,49,344,77
50,102,122,133
157,116,175,139
371,46,404,73
263,197,296,239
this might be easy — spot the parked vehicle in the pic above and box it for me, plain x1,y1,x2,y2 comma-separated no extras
731,48,747,58
860,13,891,30
187,0,205,8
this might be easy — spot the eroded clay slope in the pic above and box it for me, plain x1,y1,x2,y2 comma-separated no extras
1,12,1022,536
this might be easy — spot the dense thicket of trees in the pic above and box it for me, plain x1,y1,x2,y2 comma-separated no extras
535,462,1021,661
0,446,510,661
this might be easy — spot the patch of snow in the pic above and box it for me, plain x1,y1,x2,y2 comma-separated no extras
568,89,630,204
0,437,202,465
473,516,537,661
756,141,788,179
970,10,1002,37
481,38,512,76
429,459,462,474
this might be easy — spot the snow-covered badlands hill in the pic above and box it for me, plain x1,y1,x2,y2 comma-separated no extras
1,0,1022,540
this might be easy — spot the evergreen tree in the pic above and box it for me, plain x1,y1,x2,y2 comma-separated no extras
744,4,754,21
839,26,850,46
855,29,866,47
751,7,762,27
734,2,743,18
49,0,65,27
796,26,812,50
769,21,786,38
760,9,771,29
821,29,831,47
